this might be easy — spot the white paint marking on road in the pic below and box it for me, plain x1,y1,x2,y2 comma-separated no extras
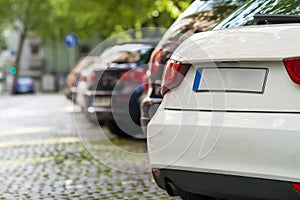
0,157,56,168
0,137,80,148
0,127,52,136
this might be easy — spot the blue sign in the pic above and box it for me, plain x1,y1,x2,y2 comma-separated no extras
11,50,17,56
64,33,78,48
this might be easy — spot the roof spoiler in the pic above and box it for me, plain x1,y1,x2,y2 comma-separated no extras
254,14,300,25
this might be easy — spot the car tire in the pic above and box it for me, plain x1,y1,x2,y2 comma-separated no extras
179,191,214,200
106,120,133,139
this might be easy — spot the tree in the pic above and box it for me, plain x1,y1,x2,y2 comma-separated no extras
0,0,194,80
62,0,193,38
0,0,54,81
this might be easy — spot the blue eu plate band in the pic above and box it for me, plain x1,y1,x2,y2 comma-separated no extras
193,68,202,91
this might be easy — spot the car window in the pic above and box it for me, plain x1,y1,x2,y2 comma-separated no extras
99,44,153,64
112,51,144,64
18,77,32,84
74,57,98,72
159,0,245,47
214,0,300,30
106,48,153,64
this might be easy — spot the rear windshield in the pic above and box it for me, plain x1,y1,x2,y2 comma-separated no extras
74,57,97,72
159,0,244,46
214,0,300,29
100,44,153,64
18,77,32,84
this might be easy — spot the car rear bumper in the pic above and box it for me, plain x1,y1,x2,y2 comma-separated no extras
152,168,300,200
94,107,114,121
90,103,140,122
86,85,144,119
13,87,35,93
148,108,300,187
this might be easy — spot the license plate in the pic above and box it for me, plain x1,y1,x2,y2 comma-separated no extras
193,67,268,93
20,86,28,92
94,97,111,107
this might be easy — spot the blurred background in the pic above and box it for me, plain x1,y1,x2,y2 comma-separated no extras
0,1,251,199
0,0,192,93
0,2,193,198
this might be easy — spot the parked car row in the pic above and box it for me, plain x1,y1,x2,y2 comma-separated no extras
65,0,300,199
85,41,158,138
65,40,158,138
65,0,244,139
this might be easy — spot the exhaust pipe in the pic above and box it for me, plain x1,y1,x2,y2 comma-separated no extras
165,181,179,196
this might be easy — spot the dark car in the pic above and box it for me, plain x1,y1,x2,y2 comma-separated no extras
140,0,245,134
85,41,157,138
12,76,36,94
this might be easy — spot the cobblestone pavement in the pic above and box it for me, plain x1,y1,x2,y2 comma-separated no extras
0,94,179,199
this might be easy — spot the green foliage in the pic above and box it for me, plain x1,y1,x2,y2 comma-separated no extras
0,0,51,33
0,0,195,79
0,0,193,42
0,30,7,49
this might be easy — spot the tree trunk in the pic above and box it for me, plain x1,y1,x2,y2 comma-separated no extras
52,40,58,73
14,31,27,82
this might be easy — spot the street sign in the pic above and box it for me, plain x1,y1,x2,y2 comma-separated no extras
64,33,78,48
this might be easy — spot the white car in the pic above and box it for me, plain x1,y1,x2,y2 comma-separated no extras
148,0,300,199
75,43,140,109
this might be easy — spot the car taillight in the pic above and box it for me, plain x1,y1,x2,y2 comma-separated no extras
131,68,146,83
144,78,149,92
292,183,300,191
283,57,300,84
120,68,148,90
120,71,130,82
149,49,163,75
161,60,191,96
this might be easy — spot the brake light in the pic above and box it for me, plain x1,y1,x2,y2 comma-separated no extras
292,183,300,191
144,78,149,92
161,60,191,96
120,72,130,82
150,49,163,75
120,68,148,90
131,68,146,83
283,57,300,84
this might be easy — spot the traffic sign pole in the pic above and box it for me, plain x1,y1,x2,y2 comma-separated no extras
64,33,78,71
69,48,76,71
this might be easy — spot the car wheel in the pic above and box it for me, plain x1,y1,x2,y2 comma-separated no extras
106,120,133,139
